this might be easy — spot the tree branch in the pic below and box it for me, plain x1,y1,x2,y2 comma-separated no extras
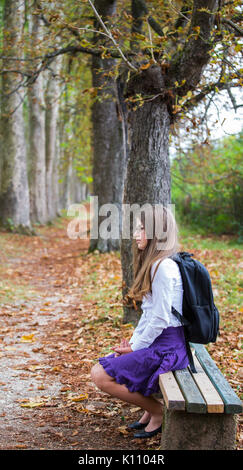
168,0,220,96
87,0,137,71
180,74,241,112
221,18,243,36
225,83,238,112
171,0,191,32
131,0,166,37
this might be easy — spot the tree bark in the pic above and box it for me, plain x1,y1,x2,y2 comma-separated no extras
121,66,171,324
0,0,31,231
89,0,126,253
28,4,47,224
45,55,62,221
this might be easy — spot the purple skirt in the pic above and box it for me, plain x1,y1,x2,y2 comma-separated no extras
99,326,189,397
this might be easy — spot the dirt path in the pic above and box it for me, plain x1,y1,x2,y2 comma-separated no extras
0,216,161,451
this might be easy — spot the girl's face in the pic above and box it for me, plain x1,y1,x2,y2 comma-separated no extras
134,220,148,250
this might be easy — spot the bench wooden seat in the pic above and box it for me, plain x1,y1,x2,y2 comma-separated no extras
159,343,242,450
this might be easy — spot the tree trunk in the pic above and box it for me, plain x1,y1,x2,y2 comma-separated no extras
60,154,73,210
121,66,171,324
0,0,31,231
28,5,47,224
120,1,219,324
45,56,62,221
52,120,62,217
89,0,126,253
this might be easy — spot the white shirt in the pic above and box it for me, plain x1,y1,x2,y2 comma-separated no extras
129,257,183,351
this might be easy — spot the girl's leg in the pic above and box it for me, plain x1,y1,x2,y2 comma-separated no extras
138,410,151,424
91,363,163,432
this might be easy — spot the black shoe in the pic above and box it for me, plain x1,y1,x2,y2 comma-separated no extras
127,421,149,430
133,425,161,439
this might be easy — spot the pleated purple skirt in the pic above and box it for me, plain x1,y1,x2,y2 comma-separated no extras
98,326,189,397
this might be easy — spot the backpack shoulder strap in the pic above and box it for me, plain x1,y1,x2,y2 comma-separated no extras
150,258,164,285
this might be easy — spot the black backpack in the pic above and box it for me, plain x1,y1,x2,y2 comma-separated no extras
171,252,220,373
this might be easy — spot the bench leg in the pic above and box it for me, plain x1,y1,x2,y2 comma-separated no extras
160,408,237,450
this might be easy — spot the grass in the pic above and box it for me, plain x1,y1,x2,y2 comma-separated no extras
180,224,242,331
0,280,38,304
178,222,241,250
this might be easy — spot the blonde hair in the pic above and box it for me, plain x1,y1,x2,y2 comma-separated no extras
125,205,179,306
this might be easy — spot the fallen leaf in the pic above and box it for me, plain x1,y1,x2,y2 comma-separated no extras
118,426,129,435
68,393,88,402
20,334,36,343
130,407,141,413
60,386,71,392
37,385,45,390
20,401,45,408
76,407,91,414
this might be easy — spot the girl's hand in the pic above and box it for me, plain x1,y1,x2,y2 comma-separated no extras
113,345,133,356
113,338,132,356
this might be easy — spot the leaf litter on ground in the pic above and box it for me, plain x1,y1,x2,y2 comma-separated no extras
0,211,242,450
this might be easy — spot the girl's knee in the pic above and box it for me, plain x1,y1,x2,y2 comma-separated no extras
91,363,106,387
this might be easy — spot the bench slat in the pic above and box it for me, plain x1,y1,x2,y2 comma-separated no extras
159,372,185,411
191,356,224,413
174,368,207,413
191,343,243,414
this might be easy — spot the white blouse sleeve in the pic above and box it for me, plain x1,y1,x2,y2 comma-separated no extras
130,260,175,351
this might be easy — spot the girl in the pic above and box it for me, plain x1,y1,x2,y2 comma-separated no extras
91,206,189,439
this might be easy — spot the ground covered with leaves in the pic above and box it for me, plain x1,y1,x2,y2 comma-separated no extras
0,210,242,450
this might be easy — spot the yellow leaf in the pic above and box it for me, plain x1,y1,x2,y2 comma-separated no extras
209,270,219,277
20,334,36,343
76,406,91,414
20,401,45,408
140,63,151,70
68,393,88,402
28,365,43,371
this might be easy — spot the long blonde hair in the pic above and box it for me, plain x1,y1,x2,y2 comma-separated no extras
125,205,179,306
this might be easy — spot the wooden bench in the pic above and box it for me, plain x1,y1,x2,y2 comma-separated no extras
159,343,242,450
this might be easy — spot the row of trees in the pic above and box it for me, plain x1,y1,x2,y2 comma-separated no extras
0,0,91,232
0,0,242,322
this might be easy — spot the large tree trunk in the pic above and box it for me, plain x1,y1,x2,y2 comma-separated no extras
45,56,62,221
121,66,171,324
0,0,31,231
120,0,219,324
89,0,126,253
28,5,47,224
